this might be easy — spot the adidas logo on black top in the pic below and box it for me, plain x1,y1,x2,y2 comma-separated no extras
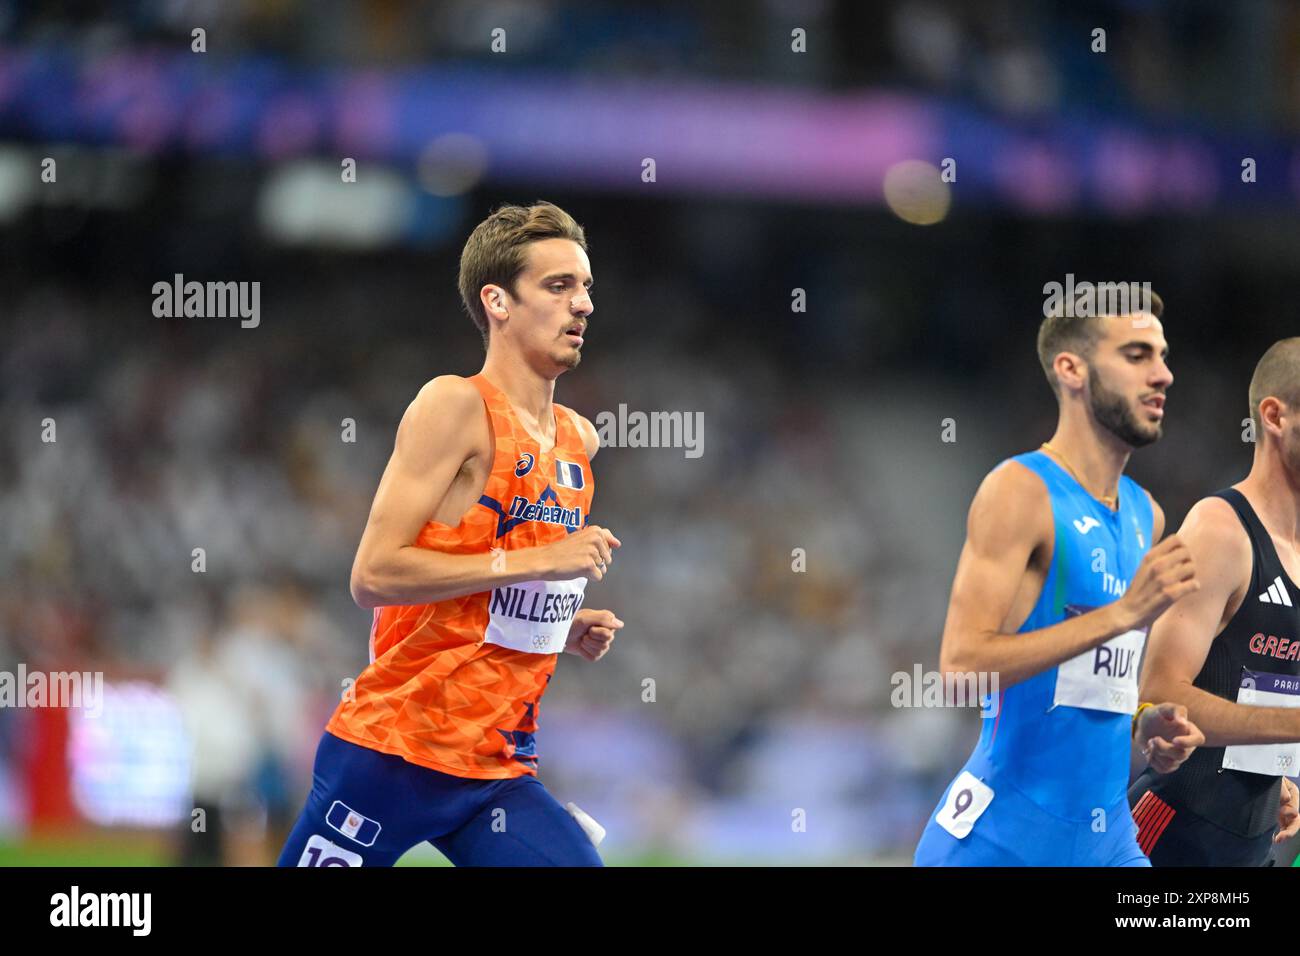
1259,575,1294,607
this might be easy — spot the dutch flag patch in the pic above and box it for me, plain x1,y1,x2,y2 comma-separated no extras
555,459,585,490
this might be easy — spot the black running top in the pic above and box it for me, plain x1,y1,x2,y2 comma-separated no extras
1146,488,1300,837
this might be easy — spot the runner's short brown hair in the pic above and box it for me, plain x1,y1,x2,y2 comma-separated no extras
458,202,587,348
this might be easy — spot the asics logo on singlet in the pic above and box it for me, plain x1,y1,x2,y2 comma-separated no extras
1259,576,1294,607
1073,516,1101,534
507,493,582,531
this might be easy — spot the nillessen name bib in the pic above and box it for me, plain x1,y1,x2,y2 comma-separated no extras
484,577,588,655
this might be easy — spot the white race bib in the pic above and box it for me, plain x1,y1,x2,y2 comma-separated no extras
1053,626,1147,715
1222,669,1300,776
298,834,363,867
935,771,995,840
483,577,587,655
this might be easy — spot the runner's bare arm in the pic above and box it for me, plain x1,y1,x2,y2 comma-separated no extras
1126,493,1203,774
1147,490,1166,544
1139,497,1300,746
350,377,618,608
939,462,1196,689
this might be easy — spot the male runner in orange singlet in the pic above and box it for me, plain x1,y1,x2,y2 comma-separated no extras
278,201,623,867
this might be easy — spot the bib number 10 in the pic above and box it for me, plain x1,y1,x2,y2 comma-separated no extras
297,834,363,867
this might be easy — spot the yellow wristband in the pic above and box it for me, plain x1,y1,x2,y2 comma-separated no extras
1132,701,1155,736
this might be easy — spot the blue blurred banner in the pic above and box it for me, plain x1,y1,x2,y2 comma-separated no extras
3,44,1296,211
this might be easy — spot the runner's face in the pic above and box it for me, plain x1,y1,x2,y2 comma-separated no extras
1087,314,1172,449
1279,402,1300,479
506,239,594,373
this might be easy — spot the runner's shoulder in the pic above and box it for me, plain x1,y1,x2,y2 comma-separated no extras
1181,494,1252,561
979,458,1052,511
967,458,1052,546
556,404,599,459
396,375,489,458
412,374,482,412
